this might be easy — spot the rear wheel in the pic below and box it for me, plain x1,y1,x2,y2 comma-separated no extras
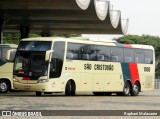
0,80,10,93
130,82,140,96
117,82,131,96
65,80,76,96
123,82,131,96
36,92,42,96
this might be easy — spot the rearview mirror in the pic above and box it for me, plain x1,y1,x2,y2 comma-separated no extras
6,49,17,62
45,50,53,62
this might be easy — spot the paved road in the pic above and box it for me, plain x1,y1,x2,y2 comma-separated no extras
0,90,160,119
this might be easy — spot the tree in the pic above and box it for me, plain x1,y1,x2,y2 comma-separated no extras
3,33,81,44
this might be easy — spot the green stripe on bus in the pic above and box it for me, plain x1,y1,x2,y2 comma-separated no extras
121,63,131,82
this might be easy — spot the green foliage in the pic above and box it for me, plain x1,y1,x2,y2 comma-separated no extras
3,33,20,44
29,33,41,38
52,33,81,38
3,33,81,44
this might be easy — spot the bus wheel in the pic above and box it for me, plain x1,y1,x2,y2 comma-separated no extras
117,82,131,96
0,80,10,93
36,92,42,96
65,80,76,96
130,82,140,96
123,82,131,96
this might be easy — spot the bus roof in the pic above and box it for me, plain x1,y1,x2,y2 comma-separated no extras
21,37,116,43
21,37,154,50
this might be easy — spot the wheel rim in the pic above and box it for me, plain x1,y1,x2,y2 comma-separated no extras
124,84,130,95
133,84,139,94
0,82,7,91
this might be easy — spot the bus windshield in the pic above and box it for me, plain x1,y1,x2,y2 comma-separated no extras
18,41,51,51
13,41,52,77
14,51,48,77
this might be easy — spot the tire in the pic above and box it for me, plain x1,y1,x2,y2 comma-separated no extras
130,82,140,96
65,81,75,96
123,82,131,96
0,80,10,93
117,82,131,96
36,91,42,96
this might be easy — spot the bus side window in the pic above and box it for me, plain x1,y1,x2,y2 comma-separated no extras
145,58,151,64
134,49,144,63
97,55,104,61
2,47,11,61
49,41,65,78
66,52,73,59
125,57,132,62
135,57,138,63
111,56,118,62
144,50,153,64
95,45,110,61
124,48,134,63
82,54,89,60
111,47,123,62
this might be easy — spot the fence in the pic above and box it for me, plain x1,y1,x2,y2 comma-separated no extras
155,79,160,89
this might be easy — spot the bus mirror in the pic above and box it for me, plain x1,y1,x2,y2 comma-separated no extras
45,50,53,62
6,49,16,62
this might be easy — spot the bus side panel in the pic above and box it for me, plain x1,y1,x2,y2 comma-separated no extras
0,62,14,89
94,62,124,92
138,64,155,91
64,60,93,93
93,73,105,91
80,73,93,92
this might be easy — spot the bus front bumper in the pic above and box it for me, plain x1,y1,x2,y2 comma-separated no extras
13,82,53,92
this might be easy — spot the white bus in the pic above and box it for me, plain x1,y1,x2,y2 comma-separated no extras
0,44,17,93
7,37,155,96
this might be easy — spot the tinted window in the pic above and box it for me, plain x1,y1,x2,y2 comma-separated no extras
124,48,134,62
2,47,12,61
111,47,123,62
80,44,94,60
144,50,153,64
134,49,144,63
66,43,82,60
18,41,51,51
95,45,110,61
50,41,65,78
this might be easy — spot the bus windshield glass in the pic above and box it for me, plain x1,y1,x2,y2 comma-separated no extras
14,51,48,77
14,41,52,77
17,41,52,51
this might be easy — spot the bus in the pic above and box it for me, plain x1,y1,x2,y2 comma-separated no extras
0,44,17,93
7,37,155,96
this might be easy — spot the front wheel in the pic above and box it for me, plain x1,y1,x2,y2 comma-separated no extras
130,82,140,96
0,81,10,93
65,81,76,96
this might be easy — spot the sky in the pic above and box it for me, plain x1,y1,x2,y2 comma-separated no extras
83,0,160,40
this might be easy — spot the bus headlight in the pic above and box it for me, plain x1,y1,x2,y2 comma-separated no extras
13,78,19,82
37,79,48,83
